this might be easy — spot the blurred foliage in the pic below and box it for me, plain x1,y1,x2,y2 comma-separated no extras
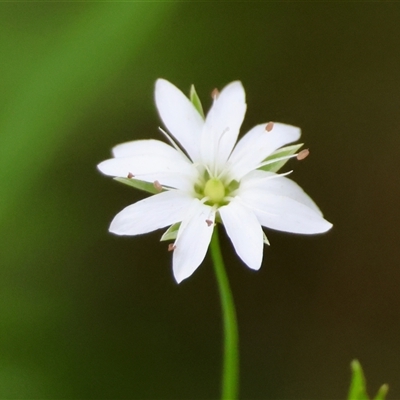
0,3,171,222
0,3,174,398
348,360,388,400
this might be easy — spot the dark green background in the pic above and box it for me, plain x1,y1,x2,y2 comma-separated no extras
1,3,399,399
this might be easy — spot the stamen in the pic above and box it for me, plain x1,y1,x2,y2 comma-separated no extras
168,243,176,252
200,196,210,204
228,171,292,197
221,127,230,136
297,149,309,160
158,127,189,160
258,170,293,182
215,164,233,182
211,88,219,100
215,126,230,158
127,172,134,179
207,206,218,223
153,180,162,192
203,164,213,180
265,122,274,132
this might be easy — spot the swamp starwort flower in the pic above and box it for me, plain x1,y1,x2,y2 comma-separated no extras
98,79,332,283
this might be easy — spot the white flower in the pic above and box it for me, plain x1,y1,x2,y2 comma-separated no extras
98,79,332,283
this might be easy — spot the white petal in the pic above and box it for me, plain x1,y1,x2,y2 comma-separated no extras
219,199,263,270
155,79,204,162
239,189,332,234
97,140,198,191
229,123,301,179
104,139,192,170
109,190,193,235
201,81,246,170
98,157,195,191
111,138,191,160
172,200,215,283
239,170,323,215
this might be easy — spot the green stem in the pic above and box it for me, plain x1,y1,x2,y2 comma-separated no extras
210,226,239,400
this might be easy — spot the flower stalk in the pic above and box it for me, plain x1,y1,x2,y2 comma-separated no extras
210,226,239,400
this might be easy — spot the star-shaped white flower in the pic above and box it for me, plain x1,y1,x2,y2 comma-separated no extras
98,79,332,283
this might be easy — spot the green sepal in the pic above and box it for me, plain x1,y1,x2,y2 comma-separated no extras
262,231,270,246
347,360,388,400
259,143,303,173
114,177,162,194
190,84,205,119
160,222,180,241
227,179,240,193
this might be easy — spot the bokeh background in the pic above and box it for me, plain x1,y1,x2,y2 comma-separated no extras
1,3,400,399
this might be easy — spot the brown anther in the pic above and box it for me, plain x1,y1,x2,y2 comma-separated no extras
127,172,134,179
297,149,310,161
153,180,162,192
211,88,219,100
205,219,213,227
265,121,274,132
168,243,176,252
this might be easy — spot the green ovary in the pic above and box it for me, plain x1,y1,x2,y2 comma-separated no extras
204,178,226,204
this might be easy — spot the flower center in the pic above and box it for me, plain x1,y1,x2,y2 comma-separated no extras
204,178,225,204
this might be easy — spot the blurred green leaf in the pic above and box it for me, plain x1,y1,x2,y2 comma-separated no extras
0,4,175,398
0,3,173,224
259,143,303,173
348,360,369,400
347,360,388,400
190,84,205,119
373,384,389,400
